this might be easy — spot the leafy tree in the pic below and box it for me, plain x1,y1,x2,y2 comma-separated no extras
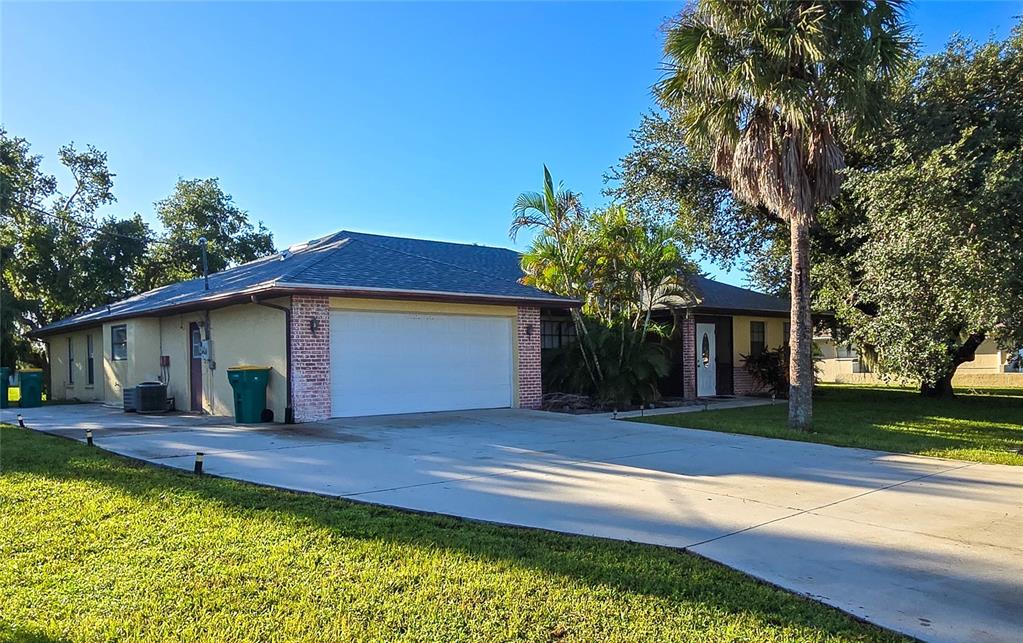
0,129,126,368
655,0,912,429
823,25,1023,396
143,178,274,289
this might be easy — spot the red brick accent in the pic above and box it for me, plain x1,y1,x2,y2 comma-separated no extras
290,295,331,422
682,316,697,400
733,364,761,396
517,307,542,409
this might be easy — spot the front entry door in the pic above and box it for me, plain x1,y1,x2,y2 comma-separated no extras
189,322,203,412
696,322,717,397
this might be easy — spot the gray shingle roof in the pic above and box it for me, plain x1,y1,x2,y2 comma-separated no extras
36,230,790,336
685,275,789,314
35,230,577,335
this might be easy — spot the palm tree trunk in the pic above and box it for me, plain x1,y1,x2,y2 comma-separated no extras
788,214,814,431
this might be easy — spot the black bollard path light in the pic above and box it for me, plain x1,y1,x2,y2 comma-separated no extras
194,452,205,475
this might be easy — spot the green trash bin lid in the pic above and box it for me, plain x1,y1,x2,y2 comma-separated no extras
17,368,43,372
226,365,271,371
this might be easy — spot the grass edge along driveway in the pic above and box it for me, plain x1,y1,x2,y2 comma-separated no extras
633,385,1023,466
0,425,904,643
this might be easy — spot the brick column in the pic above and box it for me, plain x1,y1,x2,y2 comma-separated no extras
682,316,697,400
516,306,542,409
290,295,331,422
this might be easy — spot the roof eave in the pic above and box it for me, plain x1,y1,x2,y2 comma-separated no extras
274,282,581,308
30,282,581,338
29,284,282,339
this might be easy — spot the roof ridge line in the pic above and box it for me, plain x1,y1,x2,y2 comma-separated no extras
276,237,354,284
342,229,519,253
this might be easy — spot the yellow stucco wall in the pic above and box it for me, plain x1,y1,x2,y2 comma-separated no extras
154,301,287,419
956,338,1006,373
45,301,287,419
207,302,288,419
731,315,788,364
46,327,105,402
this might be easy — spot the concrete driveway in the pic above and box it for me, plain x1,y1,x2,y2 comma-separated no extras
14,403,1023,643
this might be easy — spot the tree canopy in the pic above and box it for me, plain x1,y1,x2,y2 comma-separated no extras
143,178,275,290
822,24,1023,395
0,130,275,370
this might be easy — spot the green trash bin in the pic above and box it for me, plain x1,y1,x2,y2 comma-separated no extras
226,366,272,423
18,368,44,408
0,367,10,409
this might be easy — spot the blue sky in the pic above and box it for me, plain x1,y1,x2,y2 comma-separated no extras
4,1,1020,286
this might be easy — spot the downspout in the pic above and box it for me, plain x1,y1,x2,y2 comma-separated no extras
252,295,294,424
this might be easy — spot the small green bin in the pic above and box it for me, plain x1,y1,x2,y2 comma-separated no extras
226,366,272,423
18,368,44,408
0,367,10,409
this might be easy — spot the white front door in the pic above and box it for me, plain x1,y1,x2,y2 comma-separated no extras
696,322,716,397
329,310,514,417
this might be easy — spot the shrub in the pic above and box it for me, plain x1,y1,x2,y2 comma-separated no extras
742,346,791,398
543,320,671,407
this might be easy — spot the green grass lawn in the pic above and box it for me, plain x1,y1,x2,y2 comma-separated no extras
0,426,902,642
634,385,1023,466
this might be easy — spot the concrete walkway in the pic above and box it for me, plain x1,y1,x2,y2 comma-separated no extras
12,403,1023,643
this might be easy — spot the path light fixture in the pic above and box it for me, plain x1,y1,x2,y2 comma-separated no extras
85,429,93,447
194,452,205,475
17,414,24,428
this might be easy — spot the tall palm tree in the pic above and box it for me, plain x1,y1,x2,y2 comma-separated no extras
657,0,912,430
511,166,603,386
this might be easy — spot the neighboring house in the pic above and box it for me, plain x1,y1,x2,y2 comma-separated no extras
34,230,578,421
542,277,792,399
816,333,1023,384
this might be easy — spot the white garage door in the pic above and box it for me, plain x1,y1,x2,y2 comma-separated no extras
329,310,514,417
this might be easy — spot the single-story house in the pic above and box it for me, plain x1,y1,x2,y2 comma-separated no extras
34,230,795,420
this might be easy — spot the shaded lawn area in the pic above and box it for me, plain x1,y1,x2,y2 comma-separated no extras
633,385,1023,466
0,427,902,643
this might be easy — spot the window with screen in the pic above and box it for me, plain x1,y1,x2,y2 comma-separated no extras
750,321,766,357
783,322,791,347
67,337,74,384
541,320,576,350
87,334,95,385
111,325,128,361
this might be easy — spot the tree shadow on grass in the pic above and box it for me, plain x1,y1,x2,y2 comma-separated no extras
0,622,71,643
1,427,909,642
642,386,1023,463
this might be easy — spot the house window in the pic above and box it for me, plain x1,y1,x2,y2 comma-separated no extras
783,323,791,347
836,345,858,359
87,334,95,385
67,337,74,385
191,327,203,359
541,320,576,350
750,321,766,357
111,325,128,361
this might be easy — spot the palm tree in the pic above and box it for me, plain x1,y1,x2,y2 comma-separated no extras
657,0,911,430
512,166,603,387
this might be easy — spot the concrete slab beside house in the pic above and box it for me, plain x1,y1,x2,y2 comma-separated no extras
34,230,796,421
